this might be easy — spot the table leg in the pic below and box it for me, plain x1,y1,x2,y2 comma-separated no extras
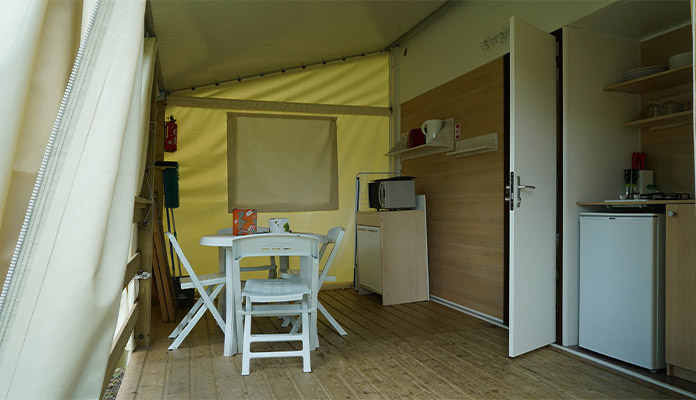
279,255,289,274
224,247,237,356
233,251,244,355
218,248,226,317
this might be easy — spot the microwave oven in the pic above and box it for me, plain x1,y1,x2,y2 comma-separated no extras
368,178,416,210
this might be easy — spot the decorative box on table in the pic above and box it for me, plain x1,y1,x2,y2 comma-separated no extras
232,209,257,235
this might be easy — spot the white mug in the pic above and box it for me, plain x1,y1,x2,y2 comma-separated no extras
421,119,445,143
269,218,289,233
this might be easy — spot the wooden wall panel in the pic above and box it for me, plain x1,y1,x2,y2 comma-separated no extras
641,25,691,67
400,58,505,319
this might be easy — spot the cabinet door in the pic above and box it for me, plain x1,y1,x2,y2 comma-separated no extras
357,225,382,294
380,210,429,305
666,204,696,372
508,17,557,358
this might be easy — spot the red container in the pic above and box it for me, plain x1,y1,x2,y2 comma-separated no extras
232,209,257,235
407,128,425,148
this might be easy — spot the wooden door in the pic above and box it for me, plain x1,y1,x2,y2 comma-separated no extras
508,17,557,358
665,204,696,375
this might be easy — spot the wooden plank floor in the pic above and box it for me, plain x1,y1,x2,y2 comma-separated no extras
117,289,678,400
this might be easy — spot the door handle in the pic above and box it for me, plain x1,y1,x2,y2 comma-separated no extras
515,175,536,208
667,210,677,217
507,172,515,211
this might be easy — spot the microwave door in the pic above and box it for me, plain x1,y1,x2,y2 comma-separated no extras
381,181,415,209
379,183,387,208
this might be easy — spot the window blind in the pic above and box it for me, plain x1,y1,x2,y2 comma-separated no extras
227,113,338,212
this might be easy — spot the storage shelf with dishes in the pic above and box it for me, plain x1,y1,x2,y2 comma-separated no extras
604,64,693,130
604,64,692,94
386,117,454,161
624,109,693,130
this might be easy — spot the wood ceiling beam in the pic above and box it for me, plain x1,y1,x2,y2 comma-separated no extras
166,95,391,117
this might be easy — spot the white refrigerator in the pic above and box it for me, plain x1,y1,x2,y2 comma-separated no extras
579,212,665,370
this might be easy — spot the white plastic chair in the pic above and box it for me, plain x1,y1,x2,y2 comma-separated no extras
217,227,277,278
230,234,320,374
281,226,347,336
165,232,226,350
240,279,312,375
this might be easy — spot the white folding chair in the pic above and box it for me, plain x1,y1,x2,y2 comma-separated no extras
280,226,347,336
165,232,226,350
217,227,277,278
230,234,320,374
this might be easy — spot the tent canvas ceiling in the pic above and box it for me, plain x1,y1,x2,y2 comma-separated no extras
149,0,446,91
568,0,690,40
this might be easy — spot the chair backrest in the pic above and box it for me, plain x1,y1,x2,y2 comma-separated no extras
318,227,345,285
218,227,269,235
318,226,343,259
164,232,198,280
232,234,320,261
218,227,278,272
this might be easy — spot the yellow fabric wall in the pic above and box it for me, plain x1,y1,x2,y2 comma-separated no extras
165,54,389,283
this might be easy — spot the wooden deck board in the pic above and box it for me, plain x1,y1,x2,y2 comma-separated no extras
114,348,146,400
119,289,680,399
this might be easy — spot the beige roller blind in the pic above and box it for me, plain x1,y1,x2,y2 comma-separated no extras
227,113,338,212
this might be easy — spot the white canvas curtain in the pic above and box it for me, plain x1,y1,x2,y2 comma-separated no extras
0,0,85,291
0,0,152,397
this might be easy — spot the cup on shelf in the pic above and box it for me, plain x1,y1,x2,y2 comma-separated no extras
421,119,445,143
407,128,425,148
648,102,663,118
662,101,685,115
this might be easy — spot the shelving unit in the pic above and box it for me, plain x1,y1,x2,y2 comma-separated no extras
577,200,694,206
604,64,693,130
625,109,693,130
386,118,454,161
604,64,692,94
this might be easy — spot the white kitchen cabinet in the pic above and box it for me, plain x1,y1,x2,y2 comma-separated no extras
356,225,382,294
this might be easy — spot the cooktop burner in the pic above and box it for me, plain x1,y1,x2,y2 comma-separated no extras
639,192,691,200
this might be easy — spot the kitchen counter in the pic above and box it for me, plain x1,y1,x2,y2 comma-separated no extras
577,200,694,206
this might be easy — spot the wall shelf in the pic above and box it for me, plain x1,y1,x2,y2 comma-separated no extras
625,110,693,130
386,118,454,161
578,200,695,206
447,132,498,157
604,64,693,94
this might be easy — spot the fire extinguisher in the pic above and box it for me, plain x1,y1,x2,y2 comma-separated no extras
165,115,177,152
